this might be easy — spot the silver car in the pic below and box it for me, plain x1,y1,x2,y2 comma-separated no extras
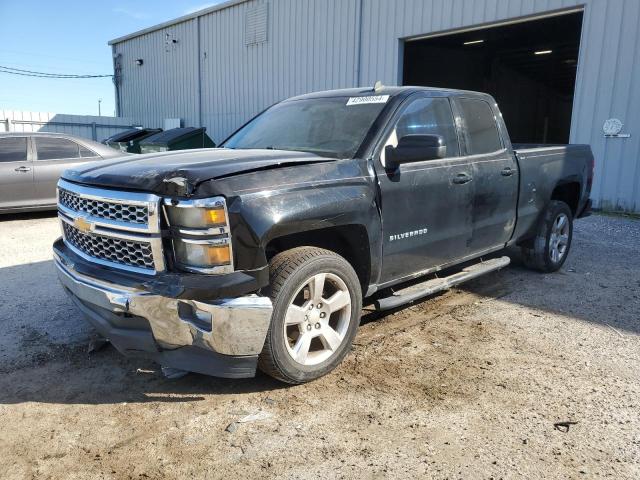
0,132,123,213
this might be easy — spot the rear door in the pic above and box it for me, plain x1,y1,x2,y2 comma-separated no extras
374,94,473,283
455,97,518,253
0,136,36,209
33,136,98,205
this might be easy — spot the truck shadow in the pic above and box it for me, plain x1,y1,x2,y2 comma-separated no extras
0,259,284,405
460,243,640,336
362,243,639,337
0,351,285,405
0,210,58,222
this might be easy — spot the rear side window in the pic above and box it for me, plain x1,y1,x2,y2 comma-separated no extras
35,137,80,160
0,137,28,162
79,146,98,158
394,97,460,157
459,98,502,155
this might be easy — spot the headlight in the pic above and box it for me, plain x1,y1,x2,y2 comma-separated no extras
164,197,233,274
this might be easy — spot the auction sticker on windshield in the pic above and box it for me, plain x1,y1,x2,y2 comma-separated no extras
346,95,390,106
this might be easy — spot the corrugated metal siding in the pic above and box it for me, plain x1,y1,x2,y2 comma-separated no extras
112,0,640,212
358,0,585,86
114,20,200,131
570,0,640,212
197,0,360,141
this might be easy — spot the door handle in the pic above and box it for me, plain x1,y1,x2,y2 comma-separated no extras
452,172,472,185
501,167,515,177
14,166,31,173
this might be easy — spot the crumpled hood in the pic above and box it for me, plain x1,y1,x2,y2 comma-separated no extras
61,148,333,196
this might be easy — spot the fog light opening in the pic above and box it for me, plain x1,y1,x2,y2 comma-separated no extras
177,301,213,332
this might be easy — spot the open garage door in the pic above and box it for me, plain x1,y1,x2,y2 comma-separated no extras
402,11,583,144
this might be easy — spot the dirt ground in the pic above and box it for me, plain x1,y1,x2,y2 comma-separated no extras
0,211,638,479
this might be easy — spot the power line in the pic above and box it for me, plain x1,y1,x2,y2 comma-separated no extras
0,65,112,79
0,49,108,66
0,65,112,78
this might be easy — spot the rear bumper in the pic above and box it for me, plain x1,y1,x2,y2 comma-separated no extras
55,253,273,378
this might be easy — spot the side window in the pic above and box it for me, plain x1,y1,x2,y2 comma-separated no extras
79,146,98,158
35,137,80,161
393,97,460,158
0,137,28,162
458,98,503,155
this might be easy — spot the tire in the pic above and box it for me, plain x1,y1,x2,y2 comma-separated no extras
258,247,362,384
521,200,573,273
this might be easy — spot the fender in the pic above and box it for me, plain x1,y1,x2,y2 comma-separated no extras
196,158,383,290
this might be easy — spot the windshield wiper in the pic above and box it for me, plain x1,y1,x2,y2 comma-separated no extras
229,145,338,158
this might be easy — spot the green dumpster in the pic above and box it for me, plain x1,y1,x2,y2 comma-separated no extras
139,127,216,154
103,128,162,154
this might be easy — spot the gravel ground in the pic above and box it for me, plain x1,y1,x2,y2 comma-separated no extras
0,211,638,479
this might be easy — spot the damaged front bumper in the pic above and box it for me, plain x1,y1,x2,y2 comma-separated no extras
55,252,273,379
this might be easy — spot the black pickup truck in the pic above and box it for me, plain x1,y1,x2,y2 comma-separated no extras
53,86,593,383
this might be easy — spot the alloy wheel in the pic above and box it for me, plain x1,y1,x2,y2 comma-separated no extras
283,272,352,366
549,213,570,263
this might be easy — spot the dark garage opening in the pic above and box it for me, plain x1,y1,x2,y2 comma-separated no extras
402,11,583,144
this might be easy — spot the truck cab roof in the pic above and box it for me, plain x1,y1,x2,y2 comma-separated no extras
286,85,495,102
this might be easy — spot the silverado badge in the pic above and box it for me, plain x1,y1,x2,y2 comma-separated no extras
389,227,428,242
73,217,93,234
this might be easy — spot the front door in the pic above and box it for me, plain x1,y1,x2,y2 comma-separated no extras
374,95,473,284
0,135,35,209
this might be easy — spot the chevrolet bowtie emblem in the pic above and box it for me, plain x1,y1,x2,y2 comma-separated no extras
73,217,93,234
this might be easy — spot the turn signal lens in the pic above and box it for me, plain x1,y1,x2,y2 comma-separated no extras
203,244,231,264
206,207,226,226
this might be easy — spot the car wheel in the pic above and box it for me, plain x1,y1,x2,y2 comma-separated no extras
521,200,573,273
258,246,362,384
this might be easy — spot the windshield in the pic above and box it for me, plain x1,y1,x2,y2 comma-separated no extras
222,97,388,158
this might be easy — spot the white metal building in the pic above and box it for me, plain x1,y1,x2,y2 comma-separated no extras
109,0,640,213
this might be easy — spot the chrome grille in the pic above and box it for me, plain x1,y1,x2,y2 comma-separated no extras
62,222,154,270
57,179,164,275
58,188,148,224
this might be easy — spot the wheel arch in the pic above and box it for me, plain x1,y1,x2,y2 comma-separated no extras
550,181,581,216
265,224,372,294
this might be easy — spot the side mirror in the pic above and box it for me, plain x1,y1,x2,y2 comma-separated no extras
385,134,446,168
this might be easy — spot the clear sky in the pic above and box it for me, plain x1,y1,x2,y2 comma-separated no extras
0,1,222,116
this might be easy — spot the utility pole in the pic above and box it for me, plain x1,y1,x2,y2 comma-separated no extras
98,98,102,116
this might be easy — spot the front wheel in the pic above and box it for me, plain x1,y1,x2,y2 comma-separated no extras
258,247,362,384
521,200,573,272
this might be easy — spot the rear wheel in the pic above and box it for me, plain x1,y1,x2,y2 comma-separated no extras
521,200,573,272
258,247,362,384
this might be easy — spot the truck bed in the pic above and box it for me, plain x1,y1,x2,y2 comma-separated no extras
510,143,593,242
